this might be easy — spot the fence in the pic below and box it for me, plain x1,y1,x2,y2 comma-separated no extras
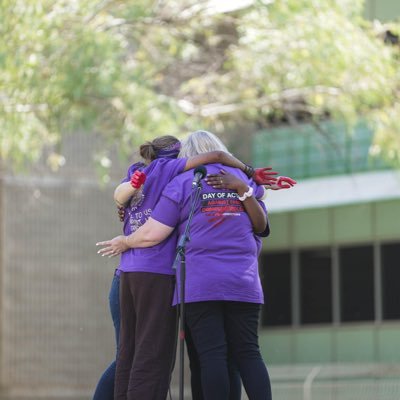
269,363,400,400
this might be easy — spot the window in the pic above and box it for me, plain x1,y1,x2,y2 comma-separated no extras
300,249,332,324
382,242,400,320
260,252,292,327
340,245,374,322
261,241,400,328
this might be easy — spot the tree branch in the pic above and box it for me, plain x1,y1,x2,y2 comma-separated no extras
179,86,342,117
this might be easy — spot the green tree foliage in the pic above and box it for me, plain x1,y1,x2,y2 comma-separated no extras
0,0,192,172
1,0,399,173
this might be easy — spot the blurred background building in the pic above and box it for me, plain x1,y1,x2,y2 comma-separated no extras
254,2,400,399
256,122,400,399
0,1,400,400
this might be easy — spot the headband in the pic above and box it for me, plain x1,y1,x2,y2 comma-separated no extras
156,141,181,159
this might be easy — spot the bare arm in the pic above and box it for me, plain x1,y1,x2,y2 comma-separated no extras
114,170,146,206
205,171,267,233
96,217,174,257
184,151,248,173
185,152,280,187
114,182,138,207
126,218,174,248
114,153,246,205
239,189,267,233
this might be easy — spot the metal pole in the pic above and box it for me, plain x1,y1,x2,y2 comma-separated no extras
175,184,203,400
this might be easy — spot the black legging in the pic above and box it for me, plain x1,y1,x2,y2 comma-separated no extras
185,325,242,400
185,301,272,400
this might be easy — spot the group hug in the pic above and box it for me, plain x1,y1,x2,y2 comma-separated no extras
95,130,296,400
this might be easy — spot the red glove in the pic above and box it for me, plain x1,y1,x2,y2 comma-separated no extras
253,167,278,185
276,176,296,189
266,176,297,190
130,170,146,189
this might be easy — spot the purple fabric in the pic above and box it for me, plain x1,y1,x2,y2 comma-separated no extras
156,141,181,159
254,201,269,257
119,157,187,275
121,162,146,184
150,163,267,304
116,162,145,275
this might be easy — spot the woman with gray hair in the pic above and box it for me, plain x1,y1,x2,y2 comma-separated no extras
179,129,231,157
97,130,290,399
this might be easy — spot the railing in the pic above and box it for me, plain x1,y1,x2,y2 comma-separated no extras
268,363,400,400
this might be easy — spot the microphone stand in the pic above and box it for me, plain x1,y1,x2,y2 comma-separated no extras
174,181,203,400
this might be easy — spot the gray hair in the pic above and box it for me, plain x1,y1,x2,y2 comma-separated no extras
179,130,230,158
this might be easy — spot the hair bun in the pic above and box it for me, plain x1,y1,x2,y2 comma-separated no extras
139,142,157,161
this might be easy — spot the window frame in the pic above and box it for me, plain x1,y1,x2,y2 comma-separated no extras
260,240,399,329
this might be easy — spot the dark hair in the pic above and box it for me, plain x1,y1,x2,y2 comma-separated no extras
139,135,180,162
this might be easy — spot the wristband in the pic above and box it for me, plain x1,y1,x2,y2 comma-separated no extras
237,186,254,201
244,164,255,179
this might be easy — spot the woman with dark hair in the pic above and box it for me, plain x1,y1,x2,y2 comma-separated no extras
97,133,278,400
92,137,174,400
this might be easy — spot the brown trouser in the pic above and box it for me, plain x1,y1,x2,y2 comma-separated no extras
114,271,177,400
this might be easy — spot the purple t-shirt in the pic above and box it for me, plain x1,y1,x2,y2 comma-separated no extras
151,163,267,304
254,201,269,257
119,162,146,239
115,162,144,276
119,157,187,275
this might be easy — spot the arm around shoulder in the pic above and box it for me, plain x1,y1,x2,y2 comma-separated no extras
126,217,174,248
239,187,267,233
184,151,246,172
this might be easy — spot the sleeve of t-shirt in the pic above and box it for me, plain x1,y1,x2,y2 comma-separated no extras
256,200,270,238
143,158,187,183
151,178,183,227
121,166,132,184
151,195,180,228
164,158,187,180
248,180,265,199
120,162,145,184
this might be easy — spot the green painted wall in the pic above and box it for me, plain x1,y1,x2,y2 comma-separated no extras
260,323,400,365
293,209,331,247
376,200,400,239
335,328,376,362
378,326,400,362
294,330,333,363
333,203,373,243
265,212,292,250
264,199,400,251
365,0,400,21
261,199,400,364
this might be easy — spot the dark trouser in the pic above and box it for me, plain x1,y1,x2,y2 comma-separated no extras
114,272,177,400
185,301,272,400
93,272,120,400
185,326,242,400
